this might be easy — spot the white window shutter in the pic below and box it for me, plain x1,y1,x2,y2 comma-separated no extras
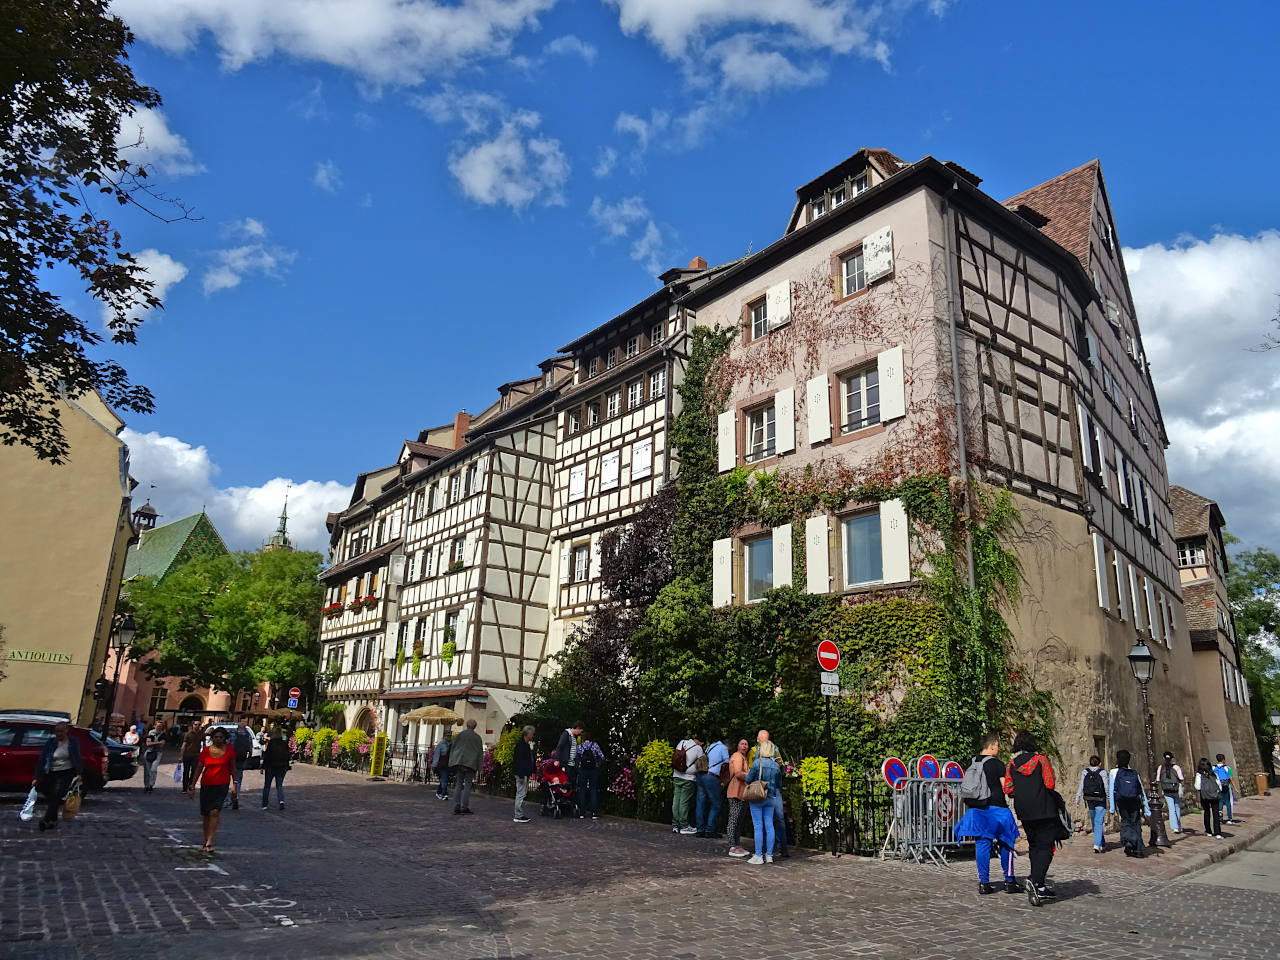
631,438,652,479
717,410,736,473
1077,403,1094,472
877,346,905,421
863,225,894,283
1094,424,1108,489
806,375,830,445
455,606,469,650
1116,450,1130,506
772,524,792,589
1093,534,1111,610
880,498,910,583
558,548,570,585
1144,577,1157,639
569,464,586,501
775,387,795,454
1128,564,1142,629
766,281,791,328
589,537,601,580
805,516,829,594
469,533,482,567
712,537,733,608
601,450,620,491
1113,553,1127,620
1084,329,1097,366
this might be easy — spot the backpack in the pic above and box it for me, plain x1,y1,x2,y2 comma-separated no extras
580,745,599,770
1082,768,1106,799
1158,765,1179,793
1200,773,1221,801
694,751,709,773
1114,767,1142,801
960,756,992,805
672,744,687,774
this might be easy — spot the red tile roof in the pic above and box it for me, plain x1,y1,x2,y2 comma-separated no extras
1004,159,1099,270
1169,484,1219,540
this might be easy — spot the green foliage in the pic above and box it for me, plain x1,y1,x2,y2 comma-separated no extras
293,726,313,746
799,756,850,811
1225,543,1280,767
312,727,338,764
635,739,673,796
128,548,325,696
395,646,405,671
492,727,520,768
314,700,344,725
441,640,457,665
411,649,421,675
336,728,371,763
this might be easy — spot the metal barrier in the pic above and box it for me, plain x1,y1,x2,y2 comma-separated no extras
880,777,971,865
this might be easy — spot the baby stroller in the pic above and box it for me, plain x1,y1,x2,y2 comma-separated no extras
538,759,577,819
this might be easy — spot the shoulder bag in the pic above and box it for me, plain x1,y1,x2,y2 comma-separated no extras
742,761,769,803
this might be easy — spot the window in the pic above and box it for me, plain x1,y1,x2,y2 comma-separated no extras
363,637,375,671
412,490,424,519
627,379,643,409
355,574,365,597
583,400,599,426
572,544,590,583
465,463,477,496
427,484,437,512
587,357,599,378
396,622,408,658
830,186,846,208
1101,218,1115,255
450,536,466,566
445,610,460,646
840,250,865,297
650,321,664,344
1177,541,1206,567
147,684,167,716
338,582,348,603
840,367,880,432
376,518,386,545
606,348,618,370
649,368,666,398
843,512,883,586
852,173,868,195
448,472,461,503
750,300,768,340
626,336,639,358
568,409,581,434
811,197,826,218
745,535,773,602
369,570,379,594
606,389,621,419
406,551,418,582
746,405,776,461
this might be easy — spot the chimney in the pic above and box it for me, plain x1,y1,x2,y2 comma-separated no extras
451,411,472,449
688,256,708,270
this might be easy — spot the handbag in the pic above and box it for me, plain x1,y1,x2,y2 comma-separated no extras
742,761,769,803
61,778,83,820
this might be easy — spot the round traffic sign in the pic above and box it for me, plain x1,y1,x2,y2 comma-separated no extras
941,760,964,780
918,754,940,779
935,789,957,823
288,687,301,700
881,756,908,790
816,640,840,672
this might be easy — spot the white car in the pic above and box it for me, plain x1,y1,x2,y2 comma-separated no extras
204,723,263,769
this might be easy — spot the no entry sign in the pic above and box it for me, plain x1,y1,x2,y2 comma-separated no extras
816,640,840,672
288,687,301,700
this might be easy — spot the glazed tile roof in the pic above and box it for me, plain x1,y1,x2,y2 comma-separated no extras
1004,159,1099,270
123,512,229,581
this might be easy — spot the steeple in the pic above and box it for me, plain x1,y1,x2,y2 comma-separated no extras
264,489,292,552
132,499,159,531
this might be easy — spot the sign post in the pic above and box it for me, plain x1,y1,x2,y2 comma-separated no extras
816,641,841,858
287,686,301,710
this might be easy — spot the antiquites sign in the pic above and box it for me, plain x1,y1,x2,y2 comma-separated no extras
6,649,74,664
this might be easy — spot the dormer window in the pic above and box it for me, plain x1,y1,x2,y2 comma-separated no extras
587,401,601,426
625,336,639,358
606,348,617,370
650,321,664,345
830,186,846,208
587,357,599,379
852,173,868,195
811,197,826,219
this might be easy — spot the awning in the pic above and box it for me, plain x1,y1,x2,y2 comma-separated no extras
380,685,479,702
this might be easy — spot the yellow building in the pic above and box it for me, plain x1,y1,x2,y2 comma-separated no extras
0,389,136,725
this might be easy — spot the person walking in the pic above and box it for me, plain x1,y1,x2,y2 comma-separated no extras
187,727,237,853
1155,752,1185,834
1213,754,1238,824
33,721,83,832
695,734,730,838
180,723,204,792
449,719,484,815
260,728,290,810
1073,754,1110,853
1196,758,1224,838
513,725,535,823
1108,749,1151,857
432,732,452,799
576,732,604,820
955,733,1020,894
744,739,783,865
141,721,166,793
555,722,583,792
228,720,253,810
726,738,751,857
1005,731,1059,906
671,734,703,836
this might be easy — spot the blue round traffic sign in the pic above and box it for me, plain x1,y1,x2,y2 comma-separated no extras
881,757,908,789
941,760,964,780
918,754,940,779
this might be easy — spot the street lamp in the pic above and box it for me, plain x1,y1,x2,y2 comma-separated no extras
102,614,136,738
1127,639,1170,848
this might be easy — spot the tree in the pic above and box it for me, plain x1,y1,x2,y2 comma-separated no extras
127,549,325,700
1225,543,1280,770
2,1,186,462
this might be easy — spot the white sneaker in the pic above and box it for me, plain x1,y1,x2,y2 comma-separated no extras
765,854,774,863
748,855,764,865
672,826,679,833
679,826,697,835
1216,834,1225,839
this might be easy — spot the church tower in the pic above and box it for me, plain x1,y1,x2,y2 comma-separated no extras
264,492,292,552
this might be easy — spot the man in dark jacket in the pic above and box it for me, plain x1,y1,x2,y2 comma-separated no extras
1005,731,1059,906
260,728,292,810
448,719,484,815
554,721,583,789
513,725,536,822
229,720,254,810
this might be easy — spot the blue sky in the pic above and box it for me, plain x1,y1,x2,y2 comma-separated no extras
89,1,1280,551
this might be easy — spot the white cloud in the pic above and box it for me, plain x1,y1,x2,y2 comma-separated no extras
615,109,669,151
313,159,343,193
544,34,597,63
102,249,189,326
414,87,508,134
203,219,297,294
593,146,618,178
112,0,557,86
589,196,667,274
115,107,205,176
121,428,352,552
709,34,826,93
1127,230,1280,548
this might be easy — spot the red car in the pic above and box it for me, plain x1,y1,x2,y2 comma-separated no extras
0,714,109,792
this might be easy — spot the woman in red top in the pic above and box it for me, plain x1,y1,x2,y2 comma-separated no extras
187,726,237,853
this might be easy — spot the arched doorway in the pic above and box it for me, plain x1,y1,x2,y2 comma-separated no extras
178,695,204,713
354,708,375,735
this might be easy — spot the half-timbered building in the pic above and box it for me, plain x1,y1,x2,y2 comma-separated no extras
681,147,1210,773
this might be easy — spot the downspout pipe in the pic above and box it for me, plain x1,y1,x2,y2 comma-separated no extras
942,184,976,590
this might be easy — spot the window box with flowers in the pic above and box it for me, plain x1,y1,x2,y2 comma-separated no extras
359,594,379,611
447,560,465,574
322,603,345,620
411,639,424,676
346,599,364,613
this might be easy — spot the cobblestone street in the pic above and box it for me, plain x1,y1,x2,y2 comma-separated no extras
2,761,1278,959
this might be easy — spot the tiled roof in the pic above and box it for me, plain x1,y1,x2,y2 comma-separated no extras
1181,581,1219,632
1169,484,1214,540
319,539,400,583
866,148,906,176
123,513,228,581
1003,159,1099,270
403,441,453,459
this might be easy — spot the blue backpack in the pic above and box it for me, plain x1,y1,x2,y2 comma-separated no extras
1114,767,1142,801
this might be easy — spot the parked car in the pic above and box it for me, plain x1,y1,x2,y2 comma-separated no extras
88,731,139,782
0,715,109,792
205,723,262,769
